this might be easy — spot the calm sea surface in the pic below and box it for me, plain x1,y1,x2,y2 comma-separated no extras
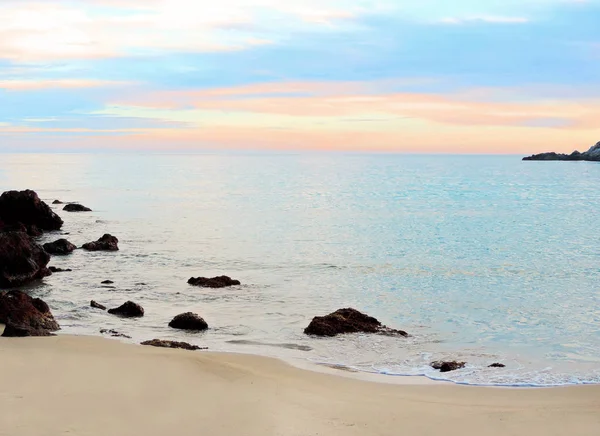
1,153,599,386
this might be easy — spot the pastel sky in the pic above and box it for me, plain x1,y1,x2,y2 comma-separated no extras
1,0,599,153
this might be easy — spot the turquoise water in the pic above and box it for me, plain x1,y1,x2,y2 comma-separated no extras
1,153,599,386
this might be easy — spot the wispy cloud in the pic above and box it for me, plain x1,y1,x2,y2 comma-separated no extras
438,16,530,25
0,79,135,91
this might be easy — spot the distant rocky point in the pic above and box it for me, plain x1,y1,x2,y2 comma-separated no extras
523,141,600,161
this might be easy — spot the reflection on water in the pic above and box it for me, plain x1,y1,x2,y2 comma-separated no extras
1,153,600,386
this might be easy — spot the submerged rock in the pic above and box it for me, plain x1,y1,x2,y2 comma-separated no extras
187,275,241,288
523,141,600,161
43,238,77,255
107,301,144,317
0,232,51,287
82,234,119,251
169,312,208,331
431,361,466,373
488,363,506,368
304,308,408,337
91,300,107,310
101,280,114,284
0,290,60,336
0,189,63,231
49,266,72,273
141,339,207,351
63,203,92,212
52,200,64,205
100,328,131,338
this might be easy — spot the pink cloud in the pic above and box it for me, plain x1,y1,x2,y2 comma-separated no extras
0,79,135,91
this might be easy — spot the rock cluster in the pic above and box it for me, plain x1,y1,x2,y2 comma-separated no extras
523,141,600,161
304,308,408,337
141,339,207,351
0,232,51,288
0,290,60,337
187,275,240,288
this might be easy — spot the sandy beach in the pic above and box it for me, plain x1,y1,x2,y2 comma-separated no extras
0,336,598,436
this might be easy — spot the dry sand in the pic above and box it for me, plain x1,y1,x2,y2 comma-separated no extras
1,335,599,436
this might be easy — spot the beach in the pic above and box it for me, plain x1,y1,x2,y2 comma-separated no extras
1,336,599,436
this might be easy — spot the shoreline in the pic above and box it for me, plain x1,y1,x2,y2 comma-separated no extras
1,335,599,436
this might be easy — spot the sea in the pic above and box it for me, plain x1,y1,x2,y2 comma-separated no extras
1,152,599,387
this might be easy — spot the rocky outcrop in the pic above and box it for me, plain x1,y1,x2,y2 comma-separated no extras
82,234,119,251
141,339,207,351
107,301,144,317
0,190,63,231
0,291,60,336
304,308,408,337
91,300,107,310
523,141,600,161
43,238,77,255
431,361,466,372
187,275,241,288
63,203,92,212
0,232,51,287
0,221,42,237
169,312,208,331
49,266,72,273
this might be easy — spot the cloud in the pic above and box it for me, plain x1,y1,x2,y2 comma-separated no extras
0,0,373,61
0,79,134,91
438,16,530,24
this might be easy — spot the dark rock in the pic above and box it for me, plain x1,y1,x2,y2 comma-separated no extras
523,141,600,162
431,361,466,372
82,234,119,251
43,238,77,255
489,363,506,368
101,280,114,284
169,312,208,331
0,220,42,237
0,232,51,287
52,200,64,204
141,339,207,351
187,275,241,288
304,308,408,337
0,291,60,335
100,328,131,338
107,301,144,317
63,203,92,212
49,266,72,273
2,322,54,337
91,300,107,310
0,189,63,231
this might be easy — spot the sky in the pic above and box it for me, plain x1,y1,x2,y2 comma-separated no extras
0,0,599,154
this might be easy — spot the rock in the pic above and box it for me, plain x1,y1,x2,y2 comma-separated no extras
101,280,114,284
0,232,51,287
82,234,119,251
304,308,408,337
0,189,63,231
187,275,241,288
107,301,144,317
169,312,208,331
489,363,506,368
49,266,72,273
52,200,64,204
43,238,77,255
91,300,107,310
523,141,600,161
0,221,42,237
141,339,207,351
2,322,54,337
431,361,466,372
63,203,92,212
100,329,131,338
0,291,60,336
